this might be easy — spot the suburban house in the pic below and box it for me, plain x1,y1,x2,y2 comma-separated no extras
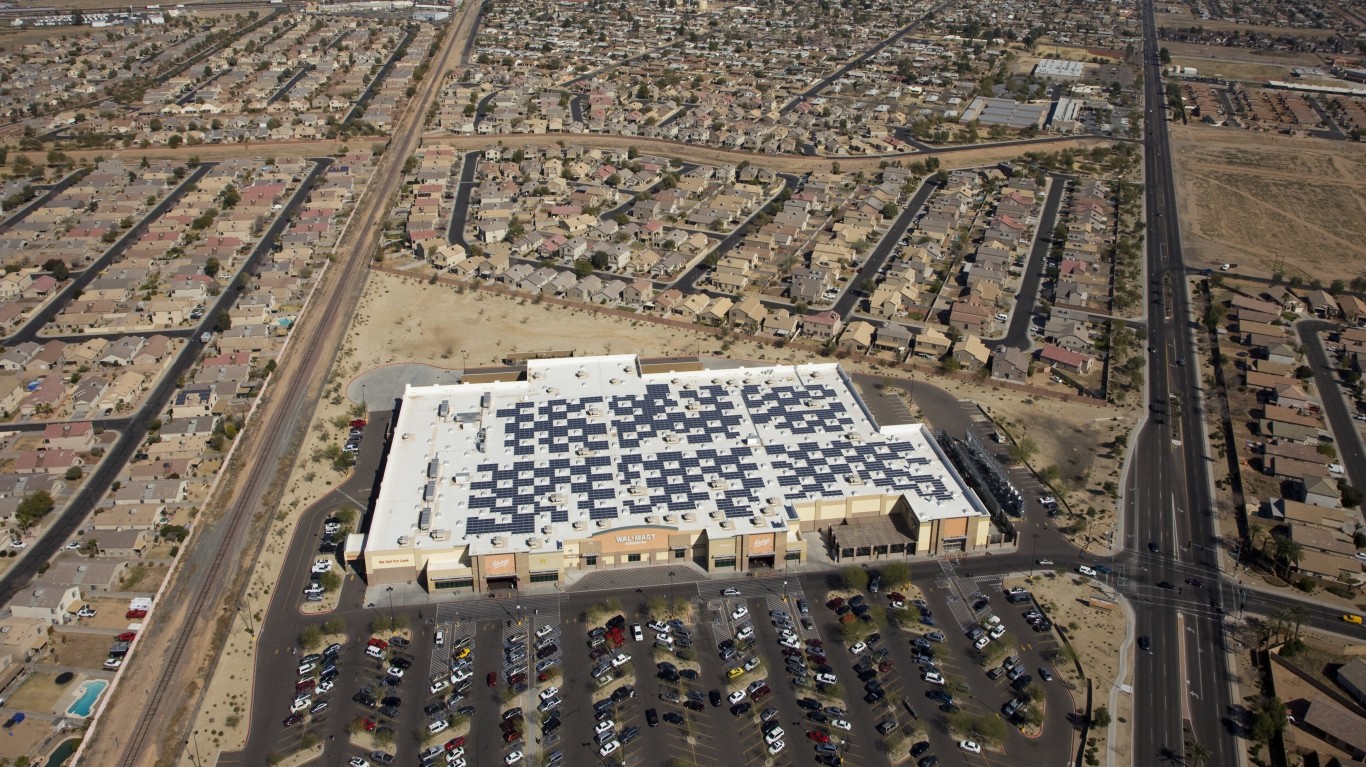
10,585,81,625
802,311,843,343
95,529,152,558
991,347,1030,383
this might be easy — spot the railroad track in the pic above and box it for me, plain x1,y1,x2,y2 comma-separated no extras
107,1,479,764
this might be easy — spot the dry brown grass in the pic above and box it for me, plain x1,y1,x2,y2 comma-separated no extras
1169,124,1366,282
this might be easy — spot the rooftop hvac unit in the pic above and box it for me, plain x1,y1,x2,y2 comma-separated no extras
572,520,587,530
418,506,432,530
430,529,448,541
644,516,658,524
596,519,610,527
719,520,732,529
663,514,676,523
423,481,437,502
682,512,695,522
481,392,492,409
491,536,506,547
398,536,410,545
709,510,723,520
428,459,440,479
529,538,543,549
437,400,450,418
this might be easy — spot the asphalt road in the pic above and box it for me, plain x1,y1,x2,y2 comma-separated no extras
1124,2,1236,764
830,178,939,320
1297,320,1366,495
984,176,1066,351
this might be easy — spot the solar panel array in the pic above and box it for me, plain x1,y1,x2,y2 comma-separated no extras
451,374,968,538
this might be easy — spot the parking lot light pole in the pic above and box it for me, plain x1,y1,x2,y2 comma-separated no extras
782,580,788,604
385,586,394,624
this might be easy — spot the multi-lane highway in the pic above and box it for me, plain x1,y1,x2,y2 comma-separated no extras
1124,1,1236,763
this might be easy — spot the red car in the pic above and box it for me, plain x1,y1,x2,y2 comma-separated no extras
807,730,830,743
826,598,845,610
117,632,137,642
125,609,147,619
487,672,497,687
349,419,368,429
888,592,907,603
295,679,316,694
444,736,465,751
283,714,303,728
878,660,896,673
807,639,824,648
360,717,377,731
367,637,388,649
503,730,522,743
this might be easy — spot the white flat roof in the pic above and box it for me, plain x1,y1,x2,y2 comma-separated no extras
368,356,986,557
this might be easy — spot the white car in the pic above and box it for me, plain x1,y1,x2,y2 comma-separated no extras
318,679,334,694
595,720,615,735
348,759,371,767
731,606,749,621
779,636,801,650
831,719,851,731
610,652,630,668
656,633,675,646
959,740,982,754
598,740,619,757
1329,463,1345,476
291,696,311,712
974,636,990,650
77,606,97,618
848,642,867,655
504,751,524,764
386,666,405,678
767,739,786,754
535,625,556,639
736,626,755,641
989,625,1007,640
764,726,785,744
728,690,747,705
540,686,560,701
722,588,741,597
429,679,449,694
451,668,472,684
923,671,945,685
814,673,837,685
311,560,332,574
1035,559,1054,566
632,624,644,642
743,657,761,672
648,620,669,633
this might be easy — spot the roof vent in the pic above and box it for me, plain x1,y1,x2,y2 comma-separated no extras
663,514,676,523
644,515,658,524
572,520,587,530
596,519,610,528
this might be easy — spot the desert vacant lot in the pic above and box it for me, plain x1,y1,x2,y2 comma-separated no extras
1169,124,1366,281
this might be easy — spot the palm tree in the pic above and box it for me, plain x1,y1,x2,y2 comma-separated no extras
1276,537,1304,580
1247,521,1265,562
1288,604,1309,642
1186,739,1211,767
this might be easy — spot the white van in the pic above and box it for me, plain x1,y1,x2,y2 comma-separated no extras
365,645,385,659
435,629,444,647
427,718,450,735
1077,565,1097,577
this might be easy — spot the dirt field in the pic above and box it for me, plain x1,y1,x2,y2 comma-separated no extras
51,631,118,670
1169,56,1298,83
6,671,69,714
1169,124,1366,281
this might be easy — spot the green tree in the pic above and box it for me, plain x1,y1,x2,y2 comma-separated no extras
160,524,190,542
204,257,221,278
42,259,70,281
879,561,910,589
1186,739,1211,767
299,624,323,649
14,491,55,531
64,466,83,481
841,566,870,591
1090,706,1111,727
319,570,342,592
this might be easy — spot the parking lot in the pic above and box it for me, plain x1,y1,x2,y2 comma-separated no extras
258,562,1079,767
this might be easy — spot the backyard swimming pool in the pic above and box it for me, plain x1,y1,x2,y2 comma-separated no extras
64,680,107,718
